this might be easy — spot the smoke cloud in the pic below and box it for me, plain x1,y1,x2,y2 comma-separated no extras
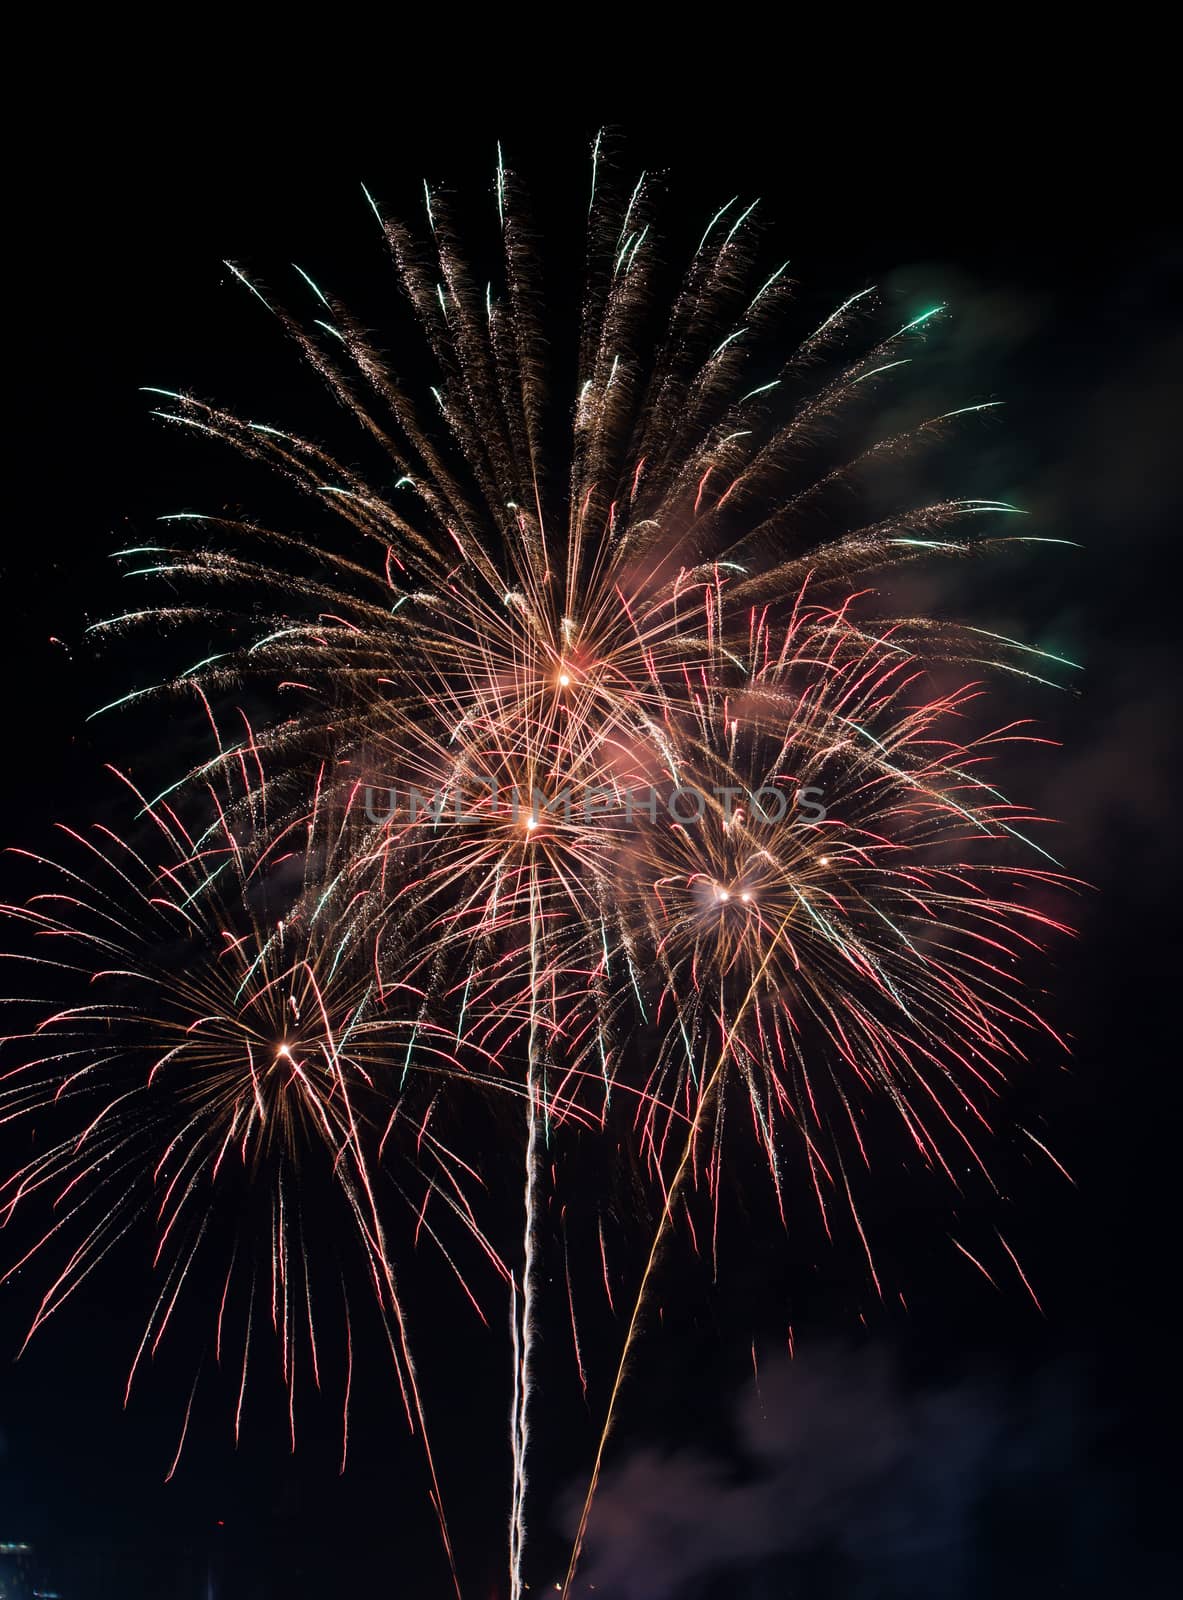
561,1345,1149,1597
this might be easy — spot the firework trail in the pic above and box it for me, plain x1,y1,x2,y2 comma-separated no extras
2,134,1079,1594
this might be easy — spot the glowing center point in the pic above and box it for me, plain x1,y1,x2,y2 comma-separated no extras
819,855,830,866
558,672,571,688
525,816,538,832
740,891,752,903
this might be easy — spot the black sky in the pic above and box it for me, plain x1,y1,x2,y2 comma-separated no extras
2,79,1180,1598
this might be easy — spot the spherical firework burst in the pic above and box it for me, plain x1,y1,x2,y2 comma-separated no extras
623,591,1074,1252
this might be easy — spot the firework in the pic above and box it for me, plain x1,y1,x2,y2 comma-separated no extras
3,136,1077,1598
560,591,1078,1591
0,733,526,1593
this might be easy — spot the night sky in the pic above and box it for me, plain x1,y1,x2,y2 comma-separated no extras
3,88,1180,1598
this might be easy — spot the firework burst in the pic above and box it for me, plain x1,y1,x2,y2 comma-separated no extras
0,736,526,1592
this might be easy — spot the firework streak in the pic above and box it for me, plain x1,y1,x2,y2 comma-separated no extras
1,136,1078,1596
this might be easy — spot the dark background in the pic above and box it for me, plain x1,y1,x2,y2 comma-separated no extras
3,80,1180,1597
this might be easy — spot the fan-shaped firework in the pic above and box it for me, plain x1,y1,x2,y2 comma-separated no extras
2,138,1076,1599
